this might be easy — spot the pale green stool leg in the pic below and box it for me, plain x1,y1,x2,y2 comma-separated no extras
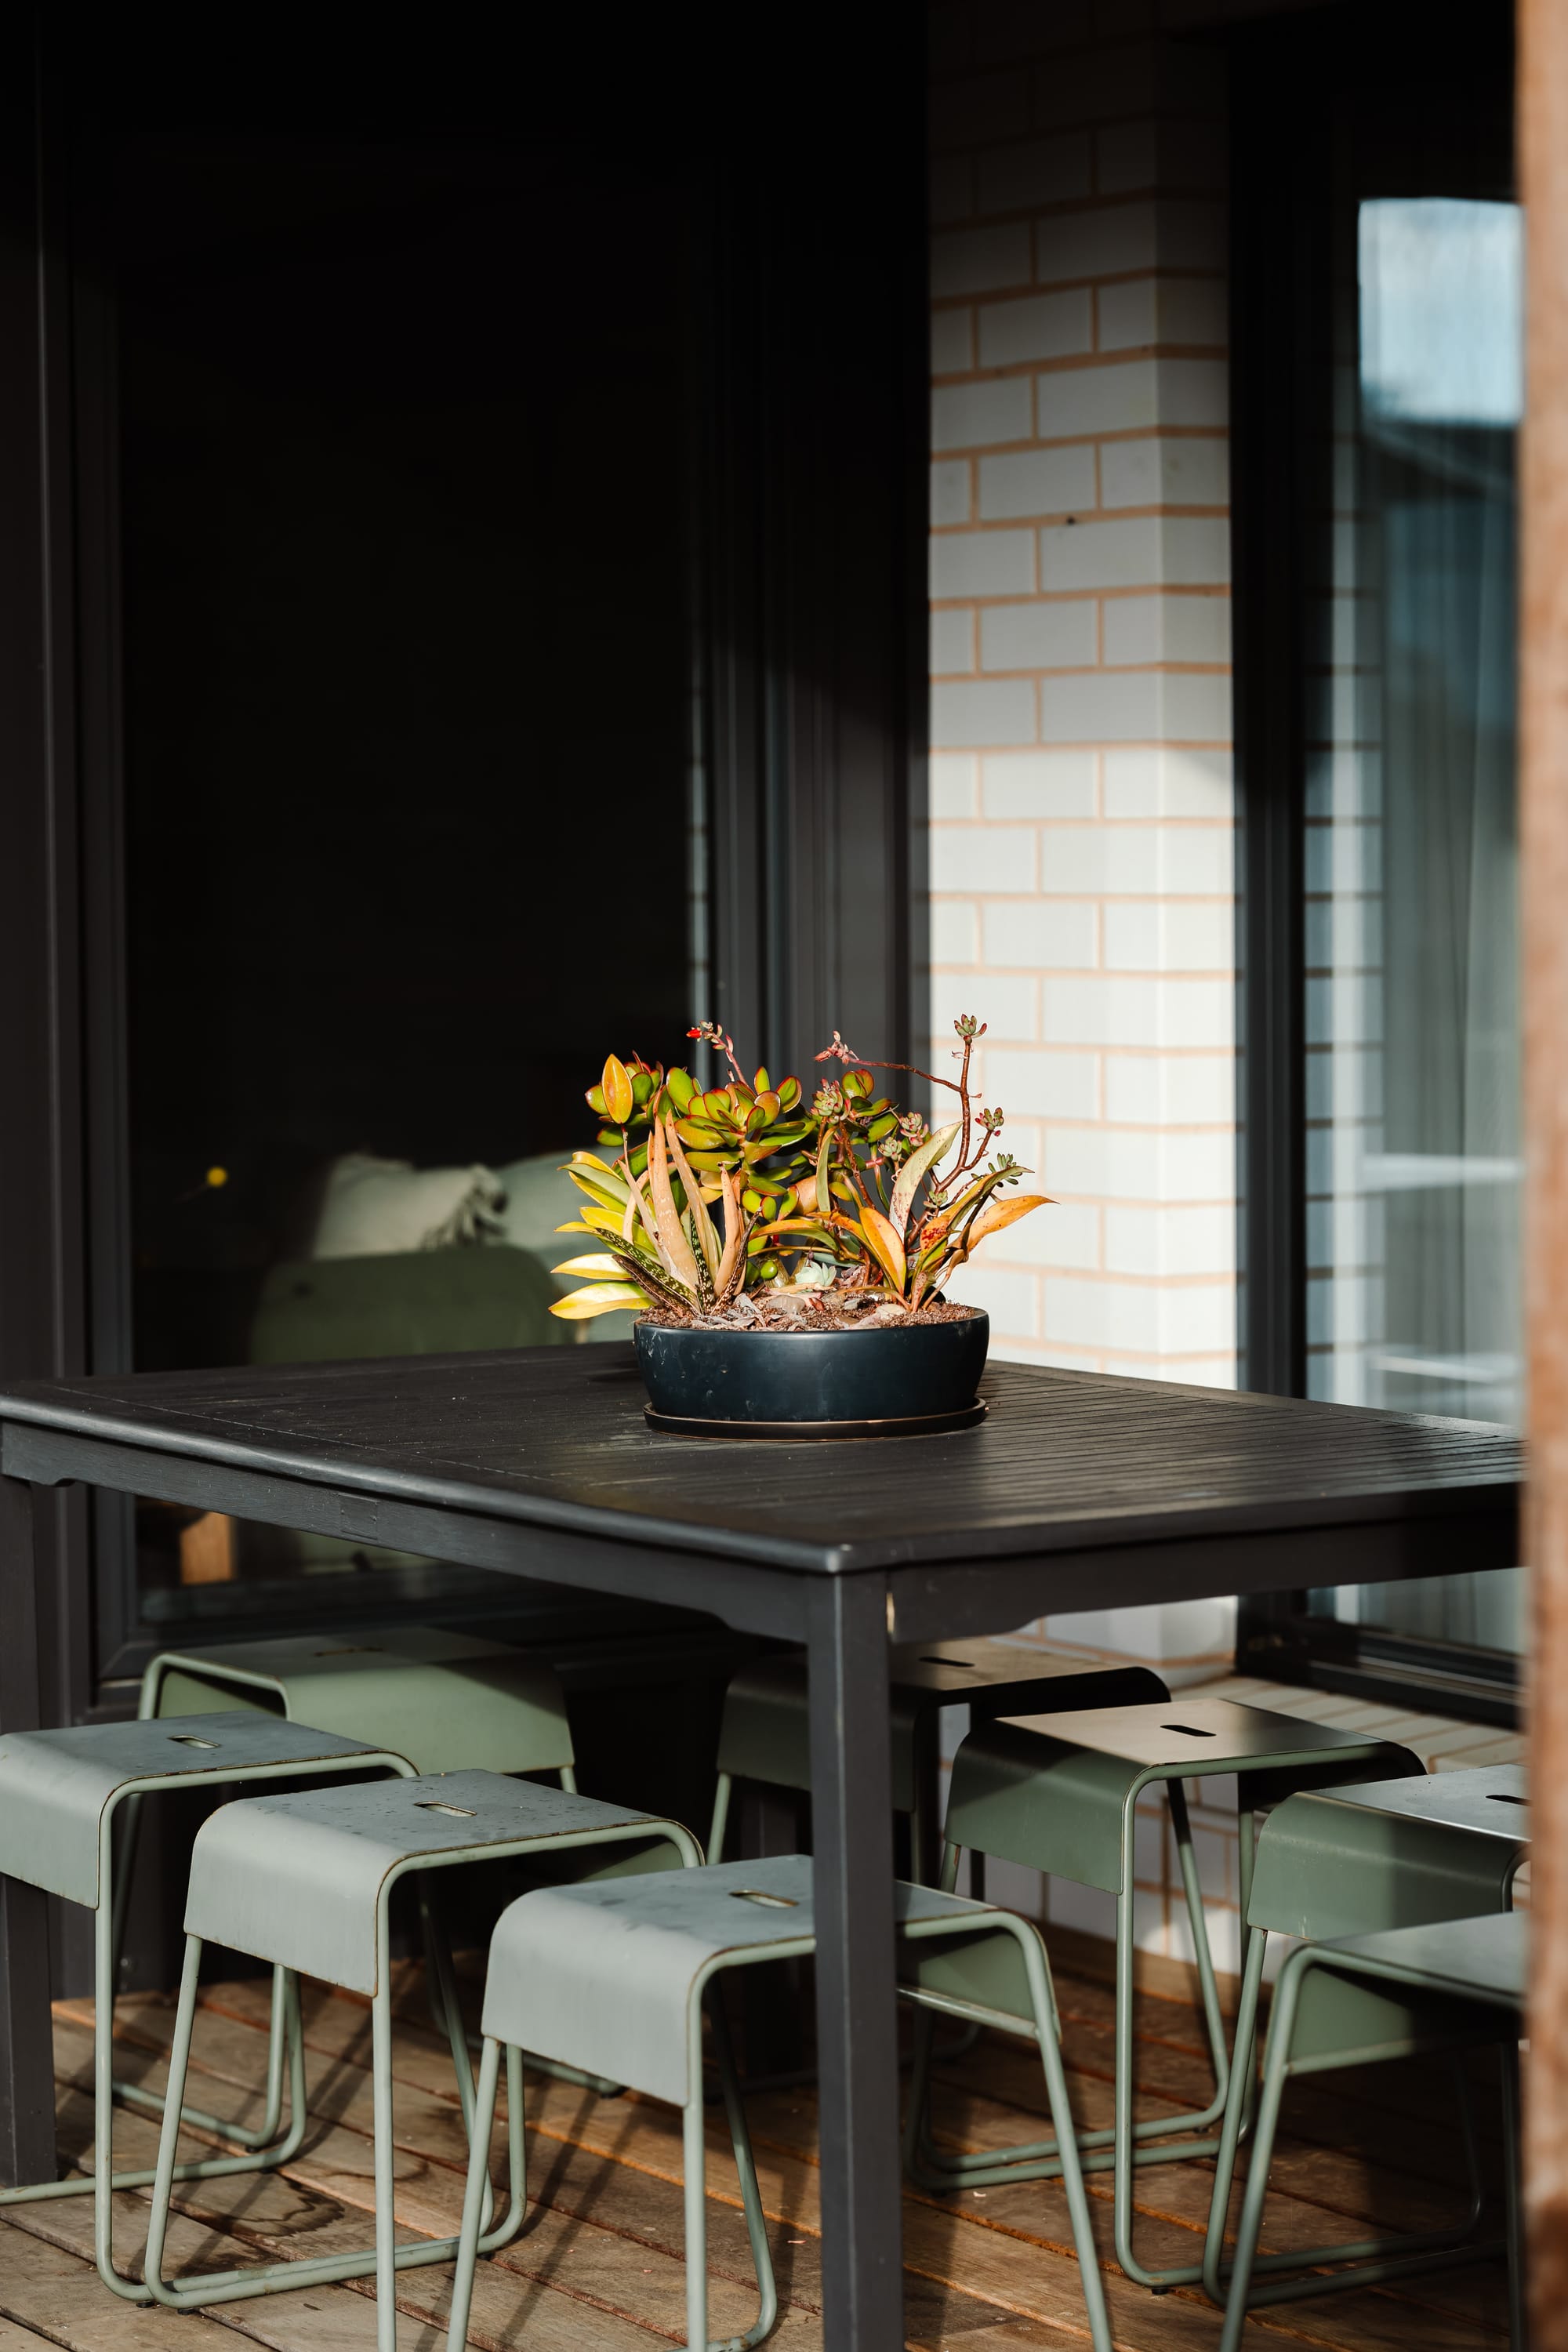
373,1982,397,2352
706,1992,779,2347
1205,1944,1503,2321
898,1918,1110,2350
1169,1779,1229,2114
1202,1925,1269,2304
22,1873,309,2305
444,2037,505,2352
114,1663,292,2146
908,1806,1231,2233
708,1771,733,1864
1216,1955,1297,2352
139,1940,310,2304
1011,1919,1112,2352
143,1936,524,2313
681,1981,780,2350
1502,2041,1525,2352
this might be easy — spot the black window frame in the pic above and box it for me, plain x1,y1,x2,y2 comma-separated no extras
1229,0,1521,1730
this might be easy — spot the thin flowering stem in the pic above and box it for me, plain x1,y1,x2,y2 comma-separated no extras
688,1020,749,1088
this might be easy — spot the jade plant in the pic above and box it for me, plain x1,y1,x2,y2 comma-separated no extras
551,1014,1050,1327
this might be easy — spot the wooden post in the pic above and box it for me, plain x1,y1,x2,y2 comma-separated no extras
1521,0,1568,2334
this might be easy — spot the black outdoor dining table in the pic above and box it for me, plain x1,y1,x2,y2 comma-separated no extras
0,1344,1523,2349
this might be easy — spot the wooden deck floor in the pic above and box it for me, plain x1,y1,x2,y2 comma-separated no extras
0,1944,1511,2351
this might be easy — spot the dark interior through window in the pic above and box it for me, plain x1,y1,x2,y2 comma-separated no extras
74,24,702,1638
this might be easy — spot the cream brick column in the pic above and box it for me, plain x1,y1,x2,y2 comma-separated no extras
929,11,1236,1396
927,7,1241,1960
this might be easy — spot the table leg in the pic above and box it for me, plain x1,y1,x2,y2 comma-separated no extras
808,1576,902,2350
0,1473,56,2187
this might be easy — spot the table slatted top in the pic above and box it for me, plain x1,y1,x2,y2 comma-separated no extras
0,1346,1521,1577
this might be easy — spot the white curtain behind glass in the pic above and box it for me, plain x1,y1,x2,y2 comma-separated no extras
1305,196,1523,1653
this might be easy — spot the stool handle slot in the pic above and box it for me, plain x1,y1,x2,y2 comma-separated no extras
731,1889,799,1909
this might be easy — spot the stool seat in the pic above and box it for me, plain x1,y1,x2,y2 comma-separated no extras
1308,1760,1528,1838
1247,1772,1527,1940
186,1768,684,1993
948,1697,1417,1890
716,1639,1164,1816
482,1852,987,2104
0,1714,390,1908
147,1627,572,1777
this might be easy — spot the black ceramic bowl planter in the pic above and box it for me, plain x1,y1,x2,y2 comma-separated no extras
635,1308,990,1437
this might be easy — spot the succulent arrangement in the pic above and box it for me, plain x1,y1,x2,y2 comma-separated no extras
550,1014,1049,1329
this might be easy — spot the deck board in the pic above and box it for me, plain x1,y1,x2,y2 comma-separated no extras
0,1950,1512,2350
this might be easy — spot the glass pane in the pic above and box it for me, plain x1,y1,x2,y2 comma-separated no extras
1305,164,1523,1650
88,70,707,1637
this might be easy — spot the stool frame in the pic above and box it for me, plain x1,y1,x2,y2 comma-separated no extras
122,1632,593,2107
906,1705,1420,2292
1199,1776,1527,2339
443,1868,1114,2352
143,1804,702,2350
0,1731,413,2309
1206,1924,1523,2352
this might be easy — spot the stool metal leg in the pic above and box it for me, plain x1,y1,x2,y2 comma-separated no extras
681,1983,779,2352
906,1811,1231,2262
705,1991,779,2350
373,1980,397,2352
110,1737,415,2156
1215,1956,1295,2352
132,1936,310,2305
143,1935,526,2313
1205,1942,1504,2326
708,1771,734,1864
897,1916,1112,2352
0,1826,313,2306
1501,2040,1526,2352
444,2037,507,2352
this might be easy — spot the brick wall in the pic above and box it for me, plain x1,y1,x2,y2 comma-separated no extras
930,7,1237,1394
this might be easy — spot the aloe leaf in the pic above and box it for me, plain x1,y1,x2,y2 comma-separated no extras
549,1282,647,1319
666,1119,723,1281
954,1192,1052,1256
888,1122,960,1239
715,1167,747,1300
858,1204,908,1293
552,1253,627,1278
648,1118,701,1289
568,1177,630,1220
604,1242,695,1311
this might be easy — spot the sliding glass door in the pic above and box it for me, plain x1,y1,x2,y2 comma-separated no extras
1232,1,1523,1708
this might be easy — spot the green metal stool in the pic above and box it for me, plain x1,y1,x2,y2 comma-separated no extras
1203,1765,1528,2341
129,1624,583,2087
142,1767,702,2348
709,1639,1168,1881
441,1853,1114,2352
913,1696,1421,2288
140,1624,577,1778
0,1713,413,2304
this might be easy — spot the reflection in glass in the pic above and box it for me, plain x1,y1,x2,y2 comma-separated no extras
1305,191,1523,1653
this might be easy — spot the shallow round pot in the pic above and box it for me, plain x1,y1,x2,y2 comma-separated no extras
633,1310,989,1426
